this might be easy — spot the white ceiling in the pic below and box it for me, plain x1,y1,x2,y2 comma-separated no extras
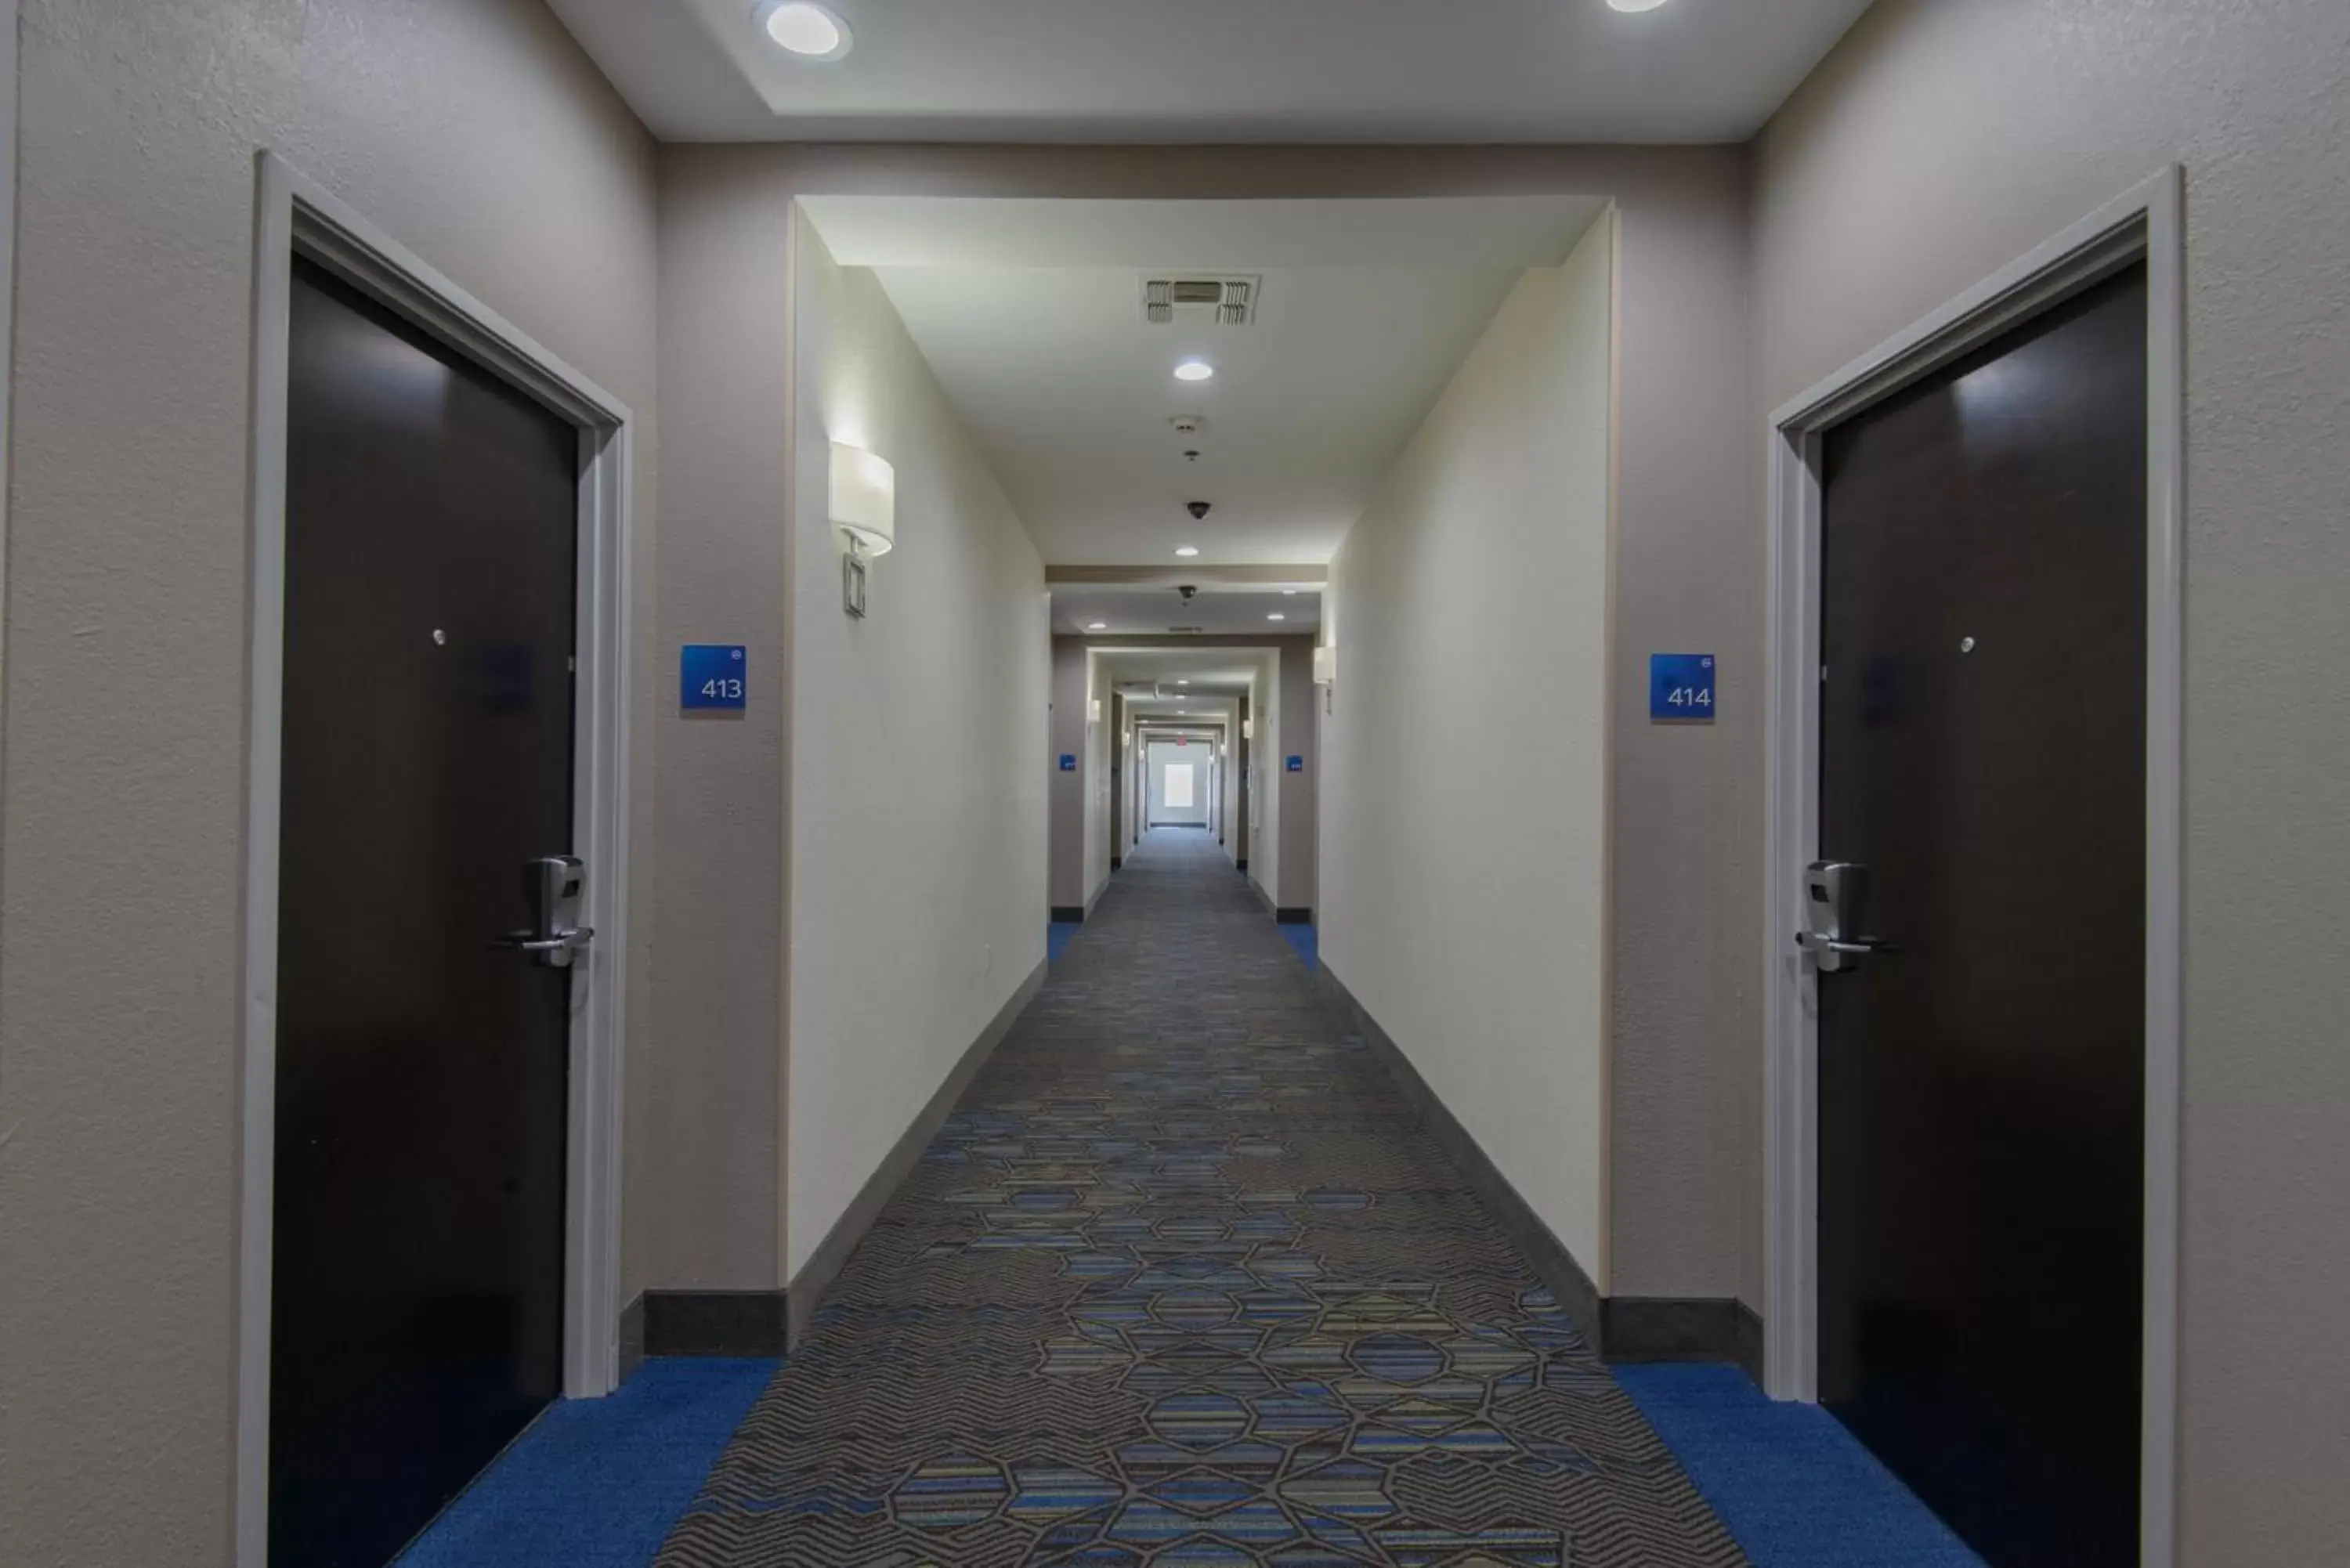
1116,658,1239,726
1055,587,1320,638
1095,649,1271,699
1128,695,1236,721
800,197,1616,272
877,263,1506,565
547,0,1874,145
802,196,1605,567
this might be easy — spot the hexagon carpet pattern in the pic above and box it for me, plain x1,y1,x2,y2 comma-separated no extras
656,830,1747,1567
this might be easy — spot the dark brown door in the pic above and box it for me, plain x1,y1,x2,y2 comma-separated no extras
270,259,577,1566
1817,264,2147,1566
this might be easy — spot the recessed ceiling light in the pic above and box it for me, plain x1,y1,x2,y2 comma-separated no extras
1282,589,1298,596
1173,359,1215,382
1267,613,1286,622
1086,621,1106,630
1606,0,1669,11
761,1,851,58
1175,545,1199,558
1177,679,1189,685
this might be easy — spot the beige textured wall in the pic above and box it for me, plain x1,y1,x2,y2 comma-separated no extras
1277,634,1320,915
1251,655,1284,908
1321,219,1616,1284
786,212,1049,1279
1049,635,1090,909
1083,654,1112,900
0,2,660,1561
1250,653,1288,902
1752,2,2350,1556
1597,156,1753,1308
644,145,790,1297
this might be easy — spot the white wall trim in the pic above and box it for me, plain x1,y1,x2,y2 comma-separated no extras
234,150,634,1568
1762,168,2182,1568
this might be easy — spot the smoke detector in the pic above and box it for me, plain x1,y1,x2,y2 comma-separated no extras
1141,276,1260,327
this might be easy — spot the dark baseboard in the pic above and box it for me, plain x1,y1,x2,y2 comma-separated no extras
617,1289,645,1383
1736,1297,1764,1377
784,956,1047,1347
633,1288,790,1357
1315,964,1760,1382
1276,908,1312,925
1603,1297,1765,1379
1050,906,1086,923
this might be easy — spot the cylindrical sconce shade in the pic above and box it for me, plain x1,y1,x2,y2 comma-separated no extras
1313,644,1338,685
829,443,896,555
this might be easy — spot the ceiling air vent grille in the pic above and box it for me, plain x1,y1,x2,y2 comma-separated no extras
1141,275,1260,327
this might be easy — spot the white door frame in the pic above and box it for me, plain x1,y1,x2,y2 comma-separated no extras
235,151,634,1568
1762,168,2183,1566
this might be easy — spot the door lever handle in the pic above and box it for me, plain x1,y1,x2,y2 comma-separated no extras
499,856,592,967
1795,931,1899,957
494,924,594,966
505,926,594,955
1801,860,1899,970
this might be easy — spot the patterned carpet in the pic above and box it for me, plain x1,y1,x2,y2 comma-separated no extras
656,830,1746,1567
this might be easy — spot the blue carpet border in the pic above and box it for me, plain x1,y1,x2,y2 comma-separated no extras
1612,1363,1983,1568
393,1357,777,1568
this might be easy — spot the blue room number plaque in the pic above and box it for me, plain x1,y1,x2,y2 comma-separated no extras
1649,653,1716,722
682,644,747,710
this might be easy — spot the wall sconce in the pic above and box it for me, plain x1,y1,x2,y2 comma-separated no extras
1090,699,1103,724
830,441,895,619
1313,644,1338,685
1242,719,1254,741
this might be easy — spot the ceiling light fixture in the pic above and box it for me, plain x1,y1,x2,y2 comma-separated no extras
1267,613,1286,622
1175,545,1200,558
1173,359,1215,382
1086,621,1107,631
1282,589,1298,596
761,1,852,59
1605,0,1669,11
1177,679,1190,686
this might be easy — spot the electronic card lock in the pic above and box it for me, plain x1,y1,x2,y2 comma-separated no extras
1795,860,1898,973
499,855,595,969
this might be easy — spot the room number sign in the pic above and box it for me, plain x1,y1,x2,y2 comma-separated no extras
681,644,747,710
1649,653,1716,722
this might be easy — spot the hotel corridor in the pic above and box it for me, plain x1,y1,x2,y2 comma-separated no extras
656,830,1743,1566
